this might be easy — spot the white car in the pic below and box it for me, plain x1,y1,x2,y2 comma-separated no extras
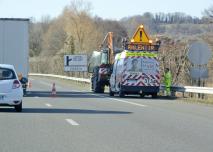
0,64,23,112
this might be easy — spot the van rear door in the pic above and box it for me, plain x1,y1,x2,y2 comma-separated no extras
122,55,160,87
122,57,143,86
141,57,160,87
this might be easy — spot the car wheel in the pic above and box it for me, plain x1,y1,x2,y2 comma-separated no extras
15,102,22,112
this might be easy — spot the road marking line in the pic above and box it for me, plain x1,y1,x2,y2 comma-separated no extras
29,78,34,81
109,98,147,107
45,103,52,107
90,93,147,107
65,119,79,126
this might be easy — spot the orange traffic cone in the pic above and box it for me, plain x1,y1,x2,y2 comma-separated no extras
51,83,56,97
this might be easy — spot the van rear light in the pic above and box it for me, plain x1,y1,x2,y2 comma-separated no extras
12,80,21,89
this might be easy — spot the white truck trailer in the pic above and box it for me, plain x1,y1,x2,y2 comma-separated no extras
0,18,29,94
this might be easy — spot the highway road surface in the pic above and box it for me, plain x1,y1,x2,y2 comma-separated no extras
0,76,213,152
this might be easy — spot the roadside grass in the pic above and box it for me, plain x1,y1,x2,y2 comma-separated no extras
181,96,213,105
157,91,213,105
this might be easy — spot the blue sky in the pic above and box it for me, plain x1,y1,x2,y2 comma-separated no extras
0,0,212,20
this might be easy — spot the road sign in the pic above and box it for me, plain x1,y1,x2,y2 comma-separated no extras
187,41,212,65
64,66,87,72
125,44,159,51
189,67,208,79
131,25,150,43
64,55,87,72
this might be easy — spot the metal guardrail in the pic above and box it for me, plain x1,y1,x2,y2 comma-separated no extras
29,73,90,83
161,85,213,95
29,73,213,95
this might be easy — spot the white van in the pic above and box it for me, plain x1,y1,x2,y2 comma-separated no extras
109,50,160,98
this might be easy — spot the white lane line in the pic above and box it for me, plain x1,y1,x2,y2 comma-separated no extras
29,78,35,81
109,98,147,107
65,119,79,126
45,103,53,107
89,93,147,107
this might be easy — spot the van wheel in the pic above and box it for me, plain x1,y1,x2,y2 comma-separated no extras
109,87,114,96
15,102,22,112
140,93,145,98
119,90,125,98
152,93,158,99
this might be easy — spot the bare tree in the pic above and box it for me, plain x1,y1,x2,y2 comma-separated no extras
42,18,67,56
159,36,190,85
62,0,96,53
29,21,43,56
203,5,213,18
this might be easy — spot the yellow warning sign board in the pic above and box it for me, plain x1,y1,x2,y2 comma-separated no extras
131,25,150,43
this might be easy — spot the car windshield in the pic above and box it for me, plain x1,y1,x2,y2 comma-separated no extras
0,68,16,80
